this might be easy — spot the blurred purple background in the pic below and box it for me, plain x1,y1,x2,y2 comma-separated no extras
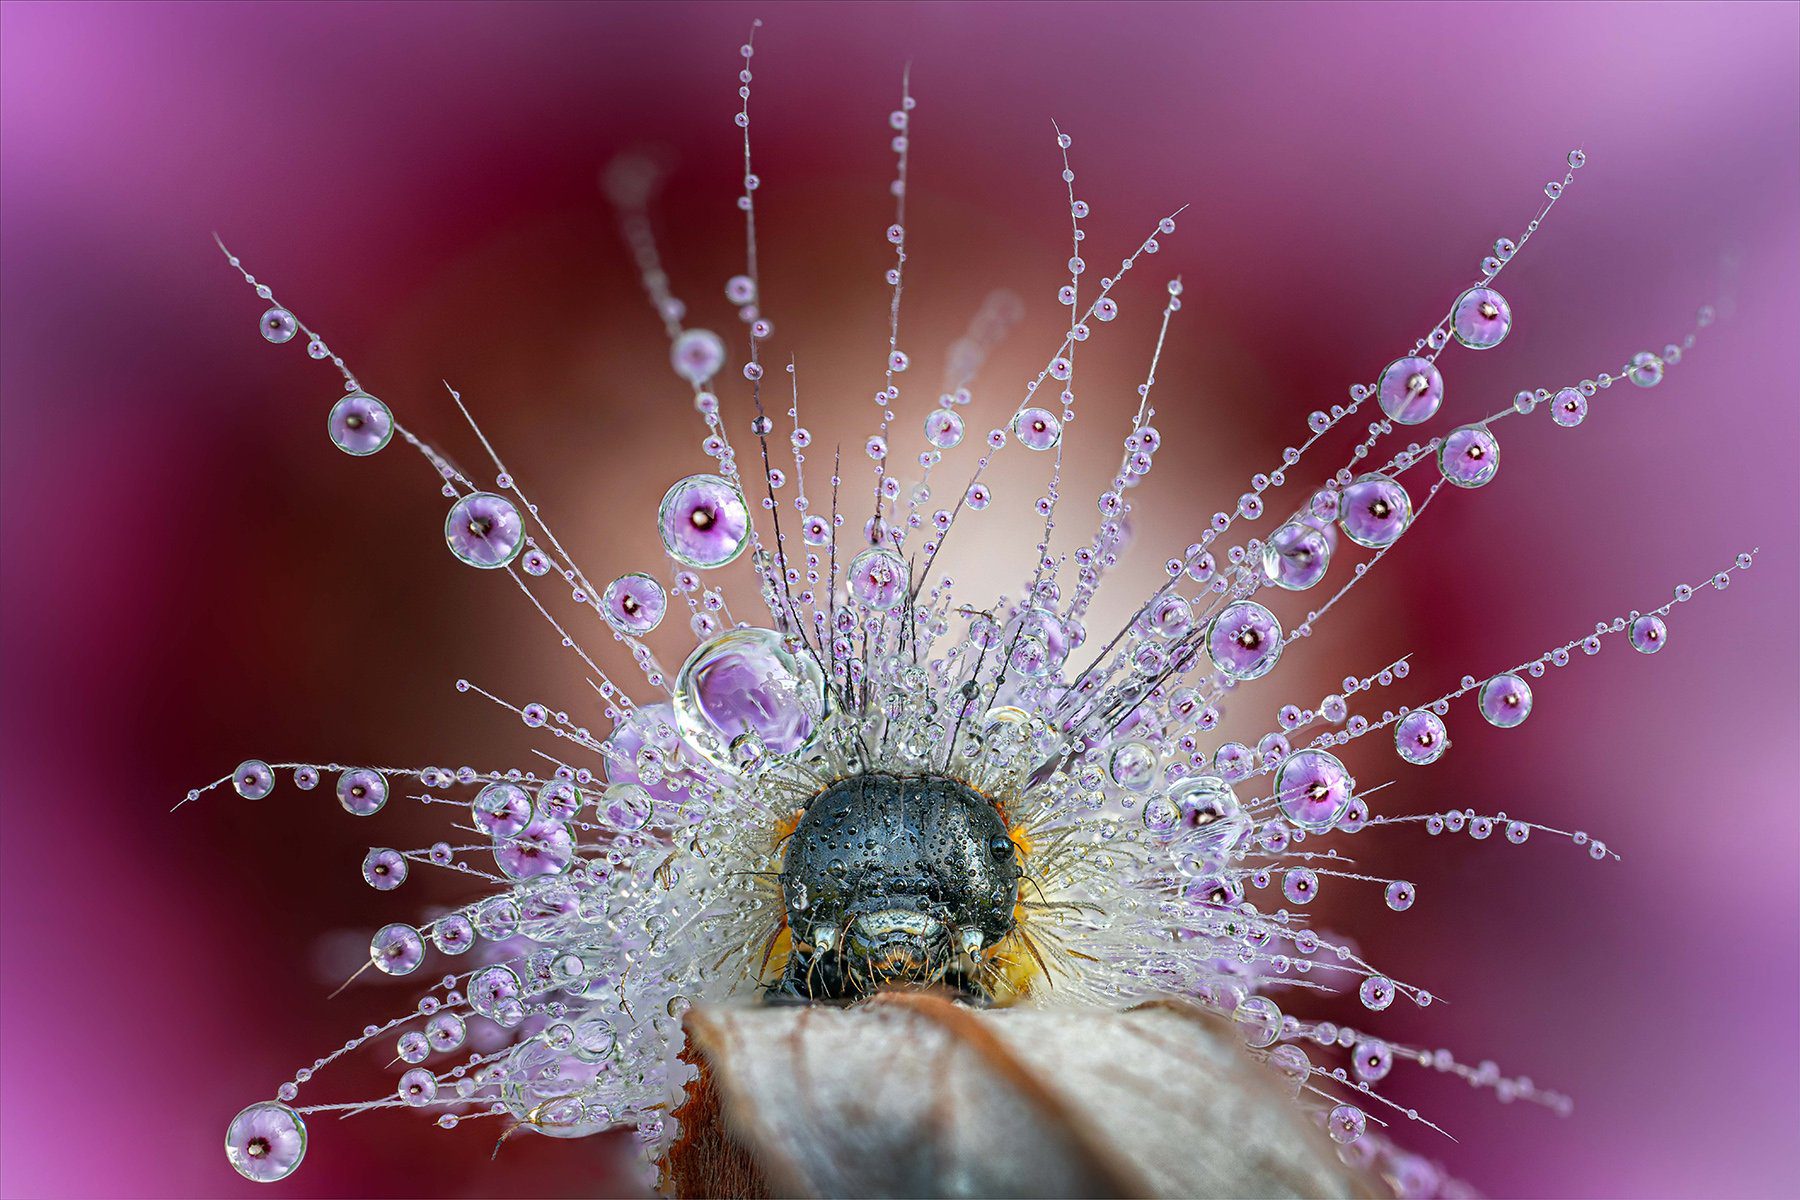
3,2,1797,1196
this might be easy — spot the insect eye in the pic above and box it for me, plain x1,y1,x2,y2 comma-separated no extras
988,833,1015,862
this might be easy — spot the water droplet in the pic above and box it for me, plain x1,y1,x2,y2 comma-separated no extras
232,759,274,799
1260,521,1333,590
1451,286,1512,350
1338,475,1412,548
328,392,394,456
1394,709,1450,764
226,1102,307,1182
1438,424,1500,488
335,768,388,816
259,308,298,344
1377,357,1443,425
673,628,826,770
923,408,964,449
1551,387,1588,427
671,329,726,384
1478,673,1533,728
1233,995,1282,1048
1276,749,1353,830
445,492,525,568
1206,600,1282,681
602,573,667,634
659,475,749,568
370,922,424,975
847,547,908,610
1629,614,1667,654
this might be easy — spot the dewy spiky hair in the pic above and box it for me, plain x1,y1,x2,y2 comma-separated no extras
189,22,1756,1194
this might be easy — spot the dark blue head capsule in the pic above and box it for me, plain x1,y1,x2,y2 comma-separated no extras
771,772,1021,1003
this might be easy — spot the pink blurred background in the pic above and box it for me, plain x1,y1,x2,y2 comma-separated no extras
3,2,1796,1196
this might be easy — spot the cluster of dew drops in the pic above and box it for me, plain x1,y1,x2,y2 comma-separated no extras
197,43,1763,1194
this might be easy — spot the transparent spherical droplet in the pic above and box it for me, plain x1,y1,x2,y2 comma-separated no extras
470,783,531,841
1213,742,1255,783
1107,741,1156,792
501,1038,611,1138
371,922,424,975
1276,748,1353,830
426,1010,466,1052
966,482,991,510
602,783,653,831
1451,286,1512,350
233,759,275,799
725,274,757,305
1352,1040,1393,1082
1377,356,1443,425
1168,775,1247,858
673,627,826,770
659,474,749,568
847,547,908,610
1394,709,1449,764
362,847,407,890
1384,880,1415,911
467,964,521,1019
495,817,575,880
1283,867,1319,905
1269,1044,1311,1097
671,328,726,384
1338,474,1412,549
1551,387,1588,428
444,492,525,569
923,408,964,449
1629,614,1667,654
1358,975,1395,1011
335,768,388,816
1438,424,1499,488
226,1101,306,1182
1629,351,1664,388
1232,995,1282,1048
327,392,394,456
1147,594,1192,638
1260,521,1332,590
1003,607,1068,679
536,779,583,823
602,573,667,634
396,1030,429,1064
399,1067,438,1107
293,765,319,791
1206,600,1282,681
259,308,298,344
1328,1103,1367,1145
432,913,475,956
1141,794,1182,838
1478,673,1533,728
1013,407,1062,451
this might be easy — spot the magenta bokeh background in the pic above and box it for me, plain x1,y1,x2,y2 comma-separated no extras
4,3,1797,1197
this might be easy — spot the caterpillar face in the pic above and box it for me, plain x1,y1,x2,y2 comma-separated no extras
772,772,1021,1003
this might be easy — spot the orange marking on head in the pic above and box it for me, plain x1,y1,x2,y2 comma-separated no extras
757,926,793,984
772,808,805,845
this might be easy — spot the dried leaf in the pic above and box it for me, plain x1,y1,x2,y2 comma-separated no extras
666,994,1375,1198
